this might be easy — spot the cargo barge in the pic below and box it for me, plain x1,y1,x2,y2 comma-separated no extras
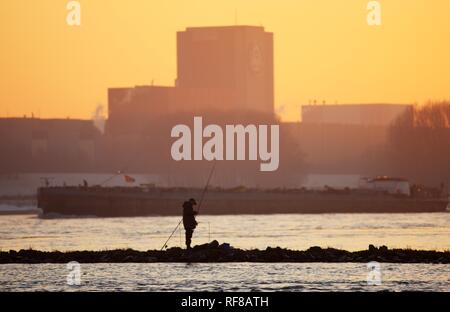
37,186,449,217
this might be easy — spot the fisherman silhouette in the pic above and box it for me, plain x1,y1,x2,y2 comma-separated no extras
182,198,198,249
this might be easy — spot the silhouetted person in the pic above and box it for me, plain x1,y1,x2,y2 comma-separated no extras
183,198,198,249
83,179,88,187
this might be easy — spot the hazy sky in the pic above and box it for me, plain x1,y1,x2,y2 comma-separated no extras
1,0,449,121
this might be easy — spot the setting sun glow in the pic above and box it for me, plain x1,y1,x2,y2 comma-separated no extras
1,0,449,121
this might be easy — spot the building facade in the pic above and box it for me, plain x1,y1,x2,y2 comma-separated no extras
107,26,274,137
176,26,274,113
301,104,412,126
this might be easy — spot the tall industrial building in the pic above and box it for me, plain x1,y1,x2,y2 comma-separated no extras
107,26,274,136
176,26,274,113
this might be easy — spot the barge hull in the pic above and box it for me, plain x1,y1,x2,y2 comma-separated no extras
37,187,448,217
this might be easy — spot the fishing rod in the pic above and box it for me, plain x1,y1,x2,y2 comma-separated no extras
196,160,216,214
160,219,182,251
160,161,216,250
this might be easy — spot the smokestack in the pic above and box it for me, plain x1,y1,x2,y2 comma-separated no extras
92,104,106,133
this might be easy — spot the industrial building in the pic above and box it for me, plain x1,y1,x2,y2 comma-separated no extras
301,104,412,126
176,26,274,113
0,26,422,188
0,117,101,173
107,26,274,137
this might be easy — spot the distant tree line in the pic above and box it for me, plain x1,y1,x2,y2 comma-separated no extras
387,101,450,189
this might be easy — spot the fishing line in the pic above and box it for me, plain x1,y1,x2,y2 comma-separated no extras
160,161,216,250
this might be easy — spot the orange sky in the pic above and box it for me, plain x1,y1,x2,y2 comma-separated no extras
0,0,449,122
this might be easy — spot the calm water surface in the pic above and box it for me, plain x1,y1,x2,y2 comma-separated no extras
0,262,449,292
0,213,448,251
0,213,449,291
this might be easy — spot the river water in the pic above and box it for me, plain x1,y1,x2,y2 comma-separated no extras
0,213,448,251
0,213,449,291
0,262,449,291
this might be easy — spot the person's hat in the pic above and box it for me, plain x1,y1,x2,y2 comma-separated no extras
189,198,197,205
